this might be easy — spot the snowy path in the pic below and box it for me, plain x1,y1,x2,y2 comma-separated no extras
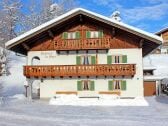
0,97,168,126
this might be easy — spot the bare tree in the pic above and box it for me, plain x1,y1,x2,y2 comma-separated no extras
0,0,22,96
0,0,76,96
20,0,76,32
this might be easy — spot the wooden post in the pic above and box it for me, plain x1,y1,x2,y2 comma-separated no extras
139,39,144,48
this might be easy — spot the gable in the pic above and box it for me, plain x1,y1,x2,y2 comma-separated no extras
6,8,162,56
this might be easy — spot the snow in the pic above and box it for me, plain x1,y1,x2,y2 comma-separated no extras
0,97,168,126
143,54,168,78
10,94,26,100
5,8,162,49
0,52,26,96
49,94,148,106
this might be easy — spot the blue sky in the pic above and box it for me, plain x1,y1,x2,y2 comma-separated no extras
77,0,168,33
22,0,168,33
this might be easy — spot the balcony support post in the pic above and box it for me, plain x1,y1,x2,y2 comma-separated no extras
27,79,33,100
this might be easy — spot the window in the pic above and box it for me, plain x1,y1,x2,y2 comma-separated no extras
77,80,95,91
115,56,120,63
108,80,126,91
114,80,121,90
76,55,96,65
86,30,103,38
62,31,80,39
31,56,40,65
107,55,127,64
143,70,154,76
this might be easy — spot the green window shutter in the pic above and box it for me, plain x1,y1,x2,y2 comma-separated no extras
108,81,113,90
62,32,68,39
98,30,103,38
121,80,126,91
107,56,112,64
91,56,96,64
86,31,91,38
76,56,81,65
76,31,80,39
122,55,127,63
90,81,95,91
77,81,82,91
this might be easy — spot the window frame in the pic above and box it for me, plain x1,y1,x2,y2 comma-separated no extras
86,30,103,39
77,80,95,91
62,31,80,39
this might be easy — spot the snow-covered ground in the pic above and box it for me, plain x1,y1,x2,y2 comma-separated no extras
0,96,168,126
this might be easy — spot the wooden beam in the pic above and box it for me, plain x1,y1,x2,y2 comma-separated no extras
112,27,115,38
22,43,30,51
139,39,144,48
79,14,83,22
48,30,54,39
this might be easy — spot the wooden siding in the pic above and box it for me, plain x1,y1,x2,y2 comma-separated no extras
56,91,77,95
29,22,140,51
162,31,168,41
24,64,136,78
99,91,120,96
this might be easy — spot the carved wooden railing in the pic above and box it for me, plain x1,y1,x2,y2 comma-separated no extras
54,38,111,50
24,64,136,78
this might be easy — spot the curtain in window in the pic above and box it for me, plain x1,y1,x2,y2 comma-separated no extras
83,80,89,90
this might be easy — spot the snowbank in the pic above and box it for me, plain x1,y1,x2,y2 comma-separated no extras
10,94,26,100
49,95,149,106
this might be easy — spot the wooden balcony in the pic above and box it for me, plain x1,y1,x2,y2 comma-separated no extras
54,38,111,50
24,64,136,78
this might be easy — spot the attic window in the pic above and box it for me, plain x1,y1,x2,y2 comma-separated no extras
86,30,103,38
62,31,80,39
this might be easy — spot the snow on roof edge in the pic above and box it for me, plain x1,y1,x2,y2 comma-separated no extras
144,75,168,81
143,66,156,70
5,8,162,49
155,27,168,35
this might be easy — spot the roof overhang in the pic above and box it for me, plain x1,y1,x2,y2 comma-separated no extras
5,8,162,55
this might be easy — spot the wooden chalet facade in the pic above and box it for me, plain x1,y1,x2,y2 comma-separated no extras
5,8,162,98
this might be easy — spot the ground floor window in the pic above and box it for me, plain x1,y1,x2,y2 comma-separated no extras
77,80,95,91
108,80,126,91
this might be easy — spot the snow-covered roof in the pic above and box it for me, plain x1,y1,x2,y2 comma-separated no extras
156,27,168,35
5,8,162,49
144,75,168,81
143,66,156,70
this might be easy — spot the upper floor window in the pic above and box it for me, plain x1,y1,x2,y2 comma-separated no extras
76,55,96,65
86,30,103,38
62,31,80,39
107,55,127,64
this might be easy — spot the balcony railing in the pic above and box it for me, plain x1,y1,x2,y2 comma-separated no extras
54,38,111,50
24,64,136,78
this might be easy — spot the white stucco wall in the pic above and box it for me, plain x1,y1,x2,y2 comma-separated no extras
27,49,143,98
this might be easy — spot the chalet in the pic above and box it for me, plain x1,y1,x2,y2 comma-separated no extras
5,8,162,99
